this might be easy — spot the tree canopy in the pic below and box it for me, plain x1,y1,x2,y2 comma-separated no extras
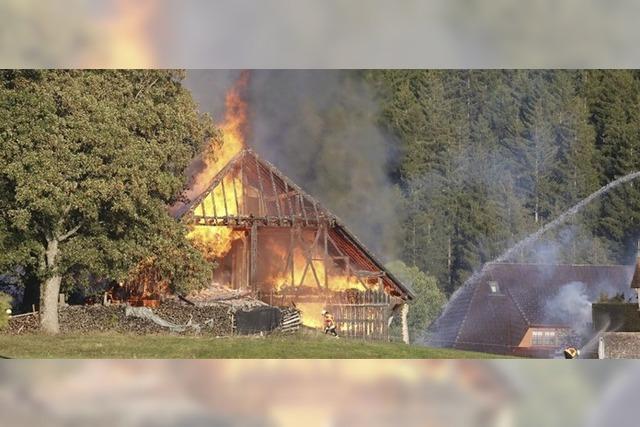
0,70,218,332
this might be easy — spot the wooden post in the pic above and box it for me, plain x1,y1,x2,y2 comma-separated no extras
284,181,294,221
212,187,218,219
230,245,237,289
290,227,295,286
269,169,283,223
201,196,207,220
232,174,240,220
321,224,329,289
254,154,266,216
299,194,309,226
401,303,410,344
221,178,229,218
240,157,247,220
250,222,258,291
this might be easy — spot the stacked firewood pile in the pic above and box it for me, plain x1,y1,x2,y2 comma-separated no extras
4,312,39,334
4,302,233,336
154,300,232,335
59,305,164,334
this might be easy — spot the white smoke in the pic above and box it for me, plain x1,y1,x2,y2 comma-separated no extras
543,281,592,338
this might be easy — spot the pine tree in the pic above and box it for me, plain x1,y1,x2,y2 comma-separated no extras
585,71,640,259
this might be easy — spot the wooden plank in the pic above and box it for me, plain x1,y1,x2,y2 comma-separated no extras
284,180,294,221
254,154,266,216
232,173,240,219
269,169,283,223
200,195,206,219
221,178,229,217
290,227,295,286
299,194,309,226
240,156,247,219
250,222,258,291
323,225,329,290
212,186,218,218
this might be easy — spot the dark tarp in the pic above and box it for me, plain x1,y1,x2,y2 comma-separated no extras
234,306,282,334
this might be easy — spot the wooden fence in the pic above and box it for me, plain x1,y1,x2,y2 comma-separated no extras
328,290,390,340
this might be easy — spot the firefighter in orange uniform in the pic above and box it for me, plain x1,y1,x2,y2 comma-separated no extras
321,309,338,337
564,347,580,359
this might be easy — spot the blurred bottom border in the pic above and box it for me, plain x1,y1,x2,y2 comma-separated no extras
0,359,638,427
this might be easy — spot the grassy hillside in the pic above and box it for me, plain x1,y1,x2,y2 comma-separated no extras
0,333,509,359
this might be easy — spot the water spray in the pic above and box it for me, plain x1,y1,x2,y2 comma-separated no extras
429,171,640,343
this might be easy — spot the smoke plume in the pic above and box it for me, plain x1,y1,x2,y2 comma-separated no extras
185,70,403,259
542,281,592,338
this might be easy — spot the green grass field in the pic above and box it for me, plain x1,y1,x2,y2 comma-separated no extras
0,333,508,359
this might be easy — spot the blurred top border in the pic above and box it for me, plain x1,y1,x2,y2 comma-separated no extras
2,0,640,68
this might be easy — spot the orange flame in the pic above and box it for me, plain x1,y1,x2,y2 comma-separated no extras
193,71,249,191
187,226,243,262
187,72,249,260
265,238,368,294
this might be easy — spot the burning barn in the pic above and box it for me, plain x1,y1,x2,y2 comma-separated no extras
169,148,414,341
429,262,634,357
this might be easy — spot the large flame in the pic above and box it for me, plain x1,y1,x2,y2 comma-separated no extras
193,71,249,191
187,226,244,261
187,72,249,260
265,237,368,294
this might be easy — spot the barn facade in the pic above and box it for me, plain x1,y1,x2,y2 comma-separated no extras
170,149,414,341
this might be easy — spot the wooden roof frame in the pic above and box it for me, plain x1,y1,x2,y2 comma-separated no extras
171,148,415,300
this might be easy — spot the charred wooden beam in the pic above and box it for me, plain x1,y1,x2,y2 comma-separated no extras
250,222,258,291
283,180,295,221
322,224,329,289
290,227,295,287
232,174,240,218
254,154,267,216
269,168,283,224
220,178,229,217
299,194,309,226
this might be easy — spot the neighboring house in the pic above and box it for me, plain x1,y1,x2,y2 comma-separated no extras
431,262,633,357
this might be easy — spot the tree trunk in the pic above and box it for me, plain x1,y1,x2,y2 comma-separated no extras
40,238,61,334
401,303,410,345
